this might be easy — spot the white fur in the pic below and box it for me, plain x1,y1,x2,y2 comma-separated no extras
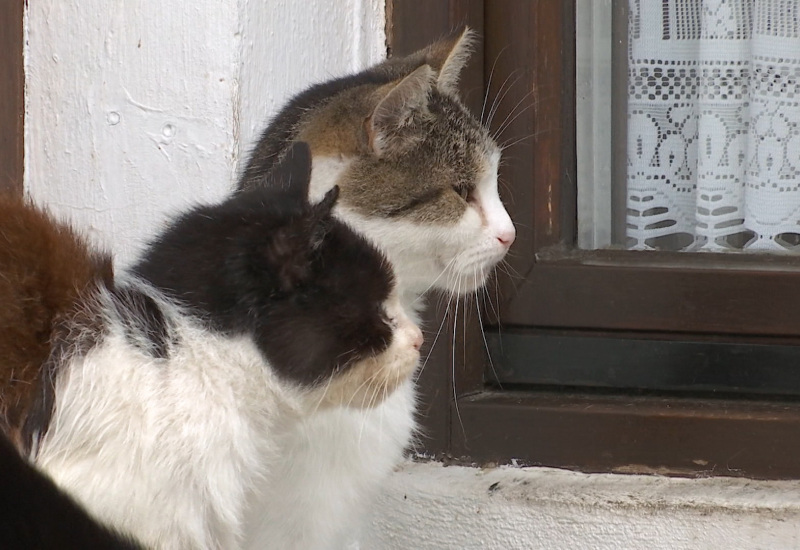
243,381,416,550
35,280,420,550
242,152,514,549
308,156,354,204
316,151,514,296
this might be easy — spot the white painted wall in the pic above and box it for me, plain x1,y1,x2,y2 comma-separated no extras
25,1,241,264
24,0,385,265
239,0,385,150
23,3,800,550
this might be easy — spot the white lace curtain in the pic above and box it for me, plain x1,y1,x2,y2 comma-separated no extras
626,0,800,252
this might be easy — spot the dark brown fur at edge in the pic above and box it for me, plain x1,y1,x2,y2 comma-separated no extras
0,194,112,448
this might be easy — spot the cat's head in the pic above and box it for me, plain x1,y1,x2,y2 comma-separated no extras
233,143,423,408
240,27,515,298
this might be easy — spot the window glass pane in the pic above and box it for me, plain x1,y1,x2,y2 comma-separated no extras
576,0,614,249
577,0,800,253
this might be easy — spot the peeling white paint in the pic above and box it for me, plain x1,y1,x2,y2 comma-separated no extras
362,461,800,550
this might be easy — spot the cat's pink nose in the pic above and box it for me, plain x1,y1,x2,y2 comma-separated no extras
411,326,423,351
497,227,516,247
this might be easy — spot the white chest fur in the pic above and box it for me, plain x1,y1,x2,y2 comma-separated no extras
35,288,297,550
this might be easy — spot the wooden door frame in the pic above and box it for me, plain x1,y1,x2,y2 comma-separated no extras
1,0,24,196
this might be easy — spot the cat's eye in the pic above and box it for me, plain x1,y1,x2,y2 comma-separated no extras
455,186,473,203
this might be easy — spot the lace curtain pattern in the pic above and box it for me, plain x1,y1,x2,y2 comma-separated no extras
626,0,800,252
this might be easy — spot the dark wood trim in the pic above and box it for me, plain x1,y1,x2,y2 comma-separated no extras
504,256,800,336
486,329,800,396
451,390,800,480
0,0,25,196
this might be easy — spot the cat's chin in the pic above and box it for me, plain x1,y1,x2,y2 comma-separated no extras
436,262,495,295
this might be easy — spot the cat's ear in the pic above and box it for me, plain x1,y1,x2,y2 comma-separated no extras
367,65,436,156
424,26,475,96
266,141,313,202
309,185,339,248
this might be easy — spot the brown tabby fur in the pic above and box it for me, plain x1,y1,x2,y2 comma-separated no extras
239,28,494,225
0,194,112,445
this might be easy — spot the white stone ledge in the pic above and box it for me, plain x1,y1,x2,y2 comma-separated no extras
361,460,800,550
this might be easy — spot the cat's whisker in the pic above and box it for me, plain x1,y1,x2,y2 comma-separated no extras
500,132,543,151
370,367,390,440
486,69,523,130
411,256,459,306
415,291,454,379
494,268,502,326
346,360,381,410
310,370,336,415
354,367,384,446
497,175,515,198
496,258,524,281
450,283,466,440
475,283,502,390
432,291,449,315
511,220,533,230
481,45,510,125
492,90,537,141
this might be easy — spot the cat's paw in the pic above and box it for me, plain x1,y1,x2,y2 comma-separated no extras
312,295,421,410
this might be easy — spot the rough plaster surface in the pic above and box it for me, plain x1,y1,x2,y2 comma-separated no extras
25,1,241,265
362,461,800,550
25,0,385,265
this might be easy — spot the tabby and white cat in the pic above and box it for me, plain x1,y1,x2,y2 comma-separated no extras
239,28,515,549
1,143,422,549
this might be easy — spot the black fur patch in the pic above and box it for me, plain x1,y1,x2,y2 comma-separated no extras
0,432,144,549
20,351,58,455
111,286,173,360
134,143,395,387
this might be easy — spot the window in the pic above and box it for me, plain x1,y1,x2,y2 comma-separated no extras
0,0,24,196
391,0,800,479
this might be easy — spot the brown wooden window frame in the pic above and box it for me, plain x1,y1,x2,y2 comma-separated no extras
1,0,24,196
391,0,800,480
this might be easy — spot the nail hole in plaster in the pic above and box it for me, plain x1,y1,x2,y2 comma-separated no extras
162,123,176,138
107,112,121,125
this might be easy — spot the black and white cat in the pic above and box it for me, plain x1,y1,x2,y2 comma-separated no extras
239,28,515,549
21,143,421,549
